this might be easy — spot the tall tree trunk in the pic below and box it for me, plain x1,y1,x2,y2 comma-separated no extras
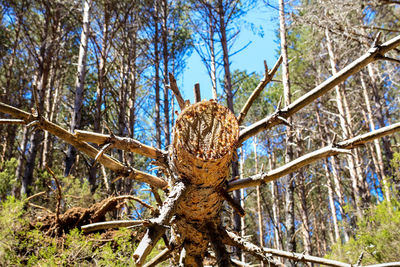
65,0,92,177
14,127,28,197
325,29,365,217
367,64,394,175
297,172,312,255
208,7,217,100
22,4,57,195
217,0,241,259
360,73,390,201
254,137,264,267
162,0,170,147
324,159,341,242
279,0,296,259
154,0,162,150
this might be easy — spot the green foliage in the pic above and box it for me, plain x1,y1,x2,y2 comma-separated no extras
0,196,26,264
0,158,17,200
327,198,400,264
0,196,144,265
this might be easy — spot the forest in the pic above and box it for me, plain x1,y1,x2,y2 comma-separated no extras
0,0,400,266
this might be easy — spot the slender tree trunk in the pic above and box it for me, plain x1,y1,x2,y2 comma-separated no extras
279,0,296,259
254,137,264,267
14,127,28,197
162,0,170,147
65,0,92,177
208,7,217,100
367,64,394,175
324,159,340,242
325,29,365,217
360,73,390,200
217,0,241,259
297,172,312,255
154,0,162,150
22,4,57,195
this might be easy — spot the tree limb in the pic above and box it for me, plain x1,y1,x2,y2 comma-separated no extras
237,55,283,125
74,130,167,165
221,229,281,266
168,72,188,110
0,119,25,124
228,122,400,191
133,181,187,266
142,248,172,267
239,34,400,143
0,101,168,189
81,220,146,233
223,230,349,267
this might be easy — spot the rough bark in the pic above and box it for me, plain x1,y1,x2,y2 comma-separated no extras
279,0,296,258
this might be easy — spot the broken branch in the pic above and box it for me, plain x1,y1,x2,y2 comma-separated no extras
228,121,400,191
75,130,167,165
237,55,283,125
81,220,145,233
133,181,187,266
0,102,168,189
223,230,349,267
0,119,25,124
239,34,400,143
168,72,188,110
142,248,172,267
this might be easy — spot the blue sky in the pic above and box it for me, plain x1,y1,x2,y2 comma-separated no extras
178,1,280,103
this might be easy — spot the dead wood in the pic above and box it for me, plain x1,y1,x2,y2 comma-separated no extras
237,55,283,125
223,230,349,267
228,122,400,191
169,72,188,110
74,130,167,165
0,101,168,189
81,220,146,233
32,195,149,236
239,34,400,144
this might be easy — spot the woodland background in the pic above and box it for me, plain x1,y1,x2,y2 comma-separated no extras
0,0,400,265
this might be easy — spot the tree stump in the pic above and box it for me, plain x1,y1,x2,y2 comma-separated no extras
170,100,238,265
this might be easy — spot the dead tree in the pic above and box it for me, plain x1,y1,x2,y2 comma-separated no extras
1,34,400,266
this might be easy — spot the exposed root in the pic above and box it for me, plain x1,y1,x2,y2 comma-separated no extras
32,195,142,236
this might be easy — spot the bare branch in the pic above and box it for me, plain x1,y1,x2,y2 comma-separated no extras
0,102,168,189
81,220,146,233
0,119,25,124
133,181,187,266
223,230,350,267
221,229,281,266
237,55,283,125
142,248,171,267
75,130,167,165
364,263,400,267
239,34,400,143
228,122,400,191
168,72,189,110
194,83,201,103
